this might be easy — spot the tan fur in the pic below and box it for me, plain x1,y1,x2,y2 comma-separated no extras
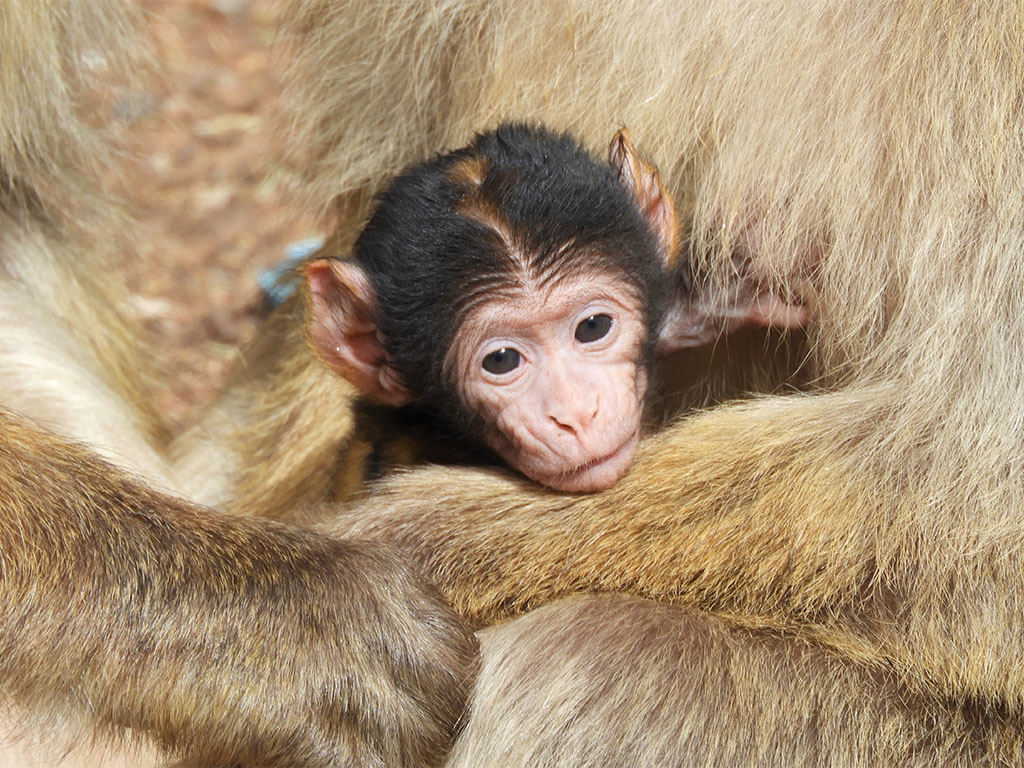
0,2,479,765
0,410,478,767
0,222,168,447
454,194,516,259
283,0,1024,763
171,292,360,515
0,270,172,490
448,156,487,189
454,595,1023,767
0,0,166,450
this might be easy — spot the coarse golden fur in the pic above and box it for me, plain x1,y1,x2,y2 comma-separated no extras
452,594,1021,767
0,3,478,766
278,0,1024,764
171,294,361,513
0,0,169,482
0,409,477,768
13,0,1021,763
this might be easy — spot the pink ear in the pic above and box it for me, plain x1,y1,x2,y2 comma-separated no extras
304,259,413,406
608,129,679,266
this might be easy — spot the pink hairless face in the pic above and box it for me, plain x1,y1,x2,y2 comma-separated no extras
451,275,647,493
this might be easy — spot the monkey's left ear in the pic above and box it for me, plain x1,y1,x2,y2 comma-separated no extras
608,129,679,267
304,258,413,406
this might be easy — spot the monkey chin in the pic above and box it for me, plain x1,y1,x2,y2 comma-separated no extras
530,430,641,494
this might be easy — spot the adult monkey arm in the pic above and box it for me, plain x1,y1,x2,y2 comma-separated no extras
0,410,477,768
331,380,1023,709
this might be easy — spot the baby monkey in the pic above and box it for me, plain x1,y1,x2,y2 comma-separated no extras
305,124,801,492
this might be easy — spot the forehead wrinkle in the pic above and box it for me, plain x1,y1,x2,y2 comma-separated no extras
464,271,643,337
528,242,643,306
456,245,644,326
457,270,531,322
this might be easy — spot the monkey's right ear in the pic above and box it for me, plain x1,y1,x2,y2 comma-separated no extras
304,259,413,406
608,129,679,267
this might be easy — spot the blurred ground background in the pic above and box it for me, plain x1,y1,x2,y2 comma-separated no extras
110,0,323,430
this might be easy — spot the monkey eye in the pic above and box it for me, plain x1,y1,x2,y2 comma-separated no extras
482,347,522,375
575,314,613,343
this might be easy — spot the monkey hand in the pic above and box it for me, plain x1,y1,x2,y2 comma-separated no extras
138,531,481,768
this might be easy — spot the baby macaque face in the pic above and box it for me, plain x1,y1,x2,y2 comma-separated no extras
451,274,648,493
305,124,809,494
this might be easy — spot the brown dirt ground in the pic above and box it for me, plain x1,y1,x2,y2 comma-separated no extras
109,0,323,432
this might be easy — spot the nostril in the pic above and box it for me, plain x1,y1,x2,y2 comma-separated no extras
549,394,599,434
550,415,577,434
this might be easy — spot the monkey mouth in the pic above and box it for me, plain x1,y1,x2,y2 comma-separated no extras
575,435,636,472
541,430,641,493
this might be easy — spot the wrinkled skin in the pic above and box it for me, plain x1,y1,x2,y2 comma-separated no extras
452,275,647,491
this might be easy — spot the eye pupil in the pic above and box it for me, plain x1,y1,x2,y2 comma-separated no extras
482,347,522,374
575,314,613,343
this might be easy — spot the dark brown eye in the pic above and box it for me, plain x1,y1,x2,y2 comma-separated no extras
482,347,522,374
575,314,613,343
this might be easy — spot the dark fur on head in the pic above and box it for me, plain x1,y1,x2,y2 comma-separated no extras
352,123,668,430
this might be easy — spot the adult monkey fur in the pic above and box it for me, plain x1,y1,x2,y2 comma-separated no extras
0,3,476,766
0,413,475,768
273,0,1024,764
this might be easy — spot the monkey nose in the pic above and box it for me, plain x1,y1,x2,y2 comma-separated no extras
548,394,599,434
